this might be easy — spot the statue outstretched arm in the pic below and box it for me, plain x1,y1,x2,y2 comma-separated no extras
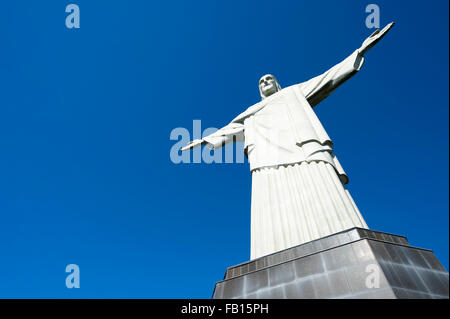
181,122,245,152
299,22,394,107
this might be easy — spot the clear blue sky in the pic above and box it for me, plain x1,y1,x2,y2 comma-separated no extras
0,0,448,298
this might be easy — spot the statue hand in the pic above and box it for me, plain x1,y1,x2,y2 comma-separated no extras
181,139,204,151
358,22,395,56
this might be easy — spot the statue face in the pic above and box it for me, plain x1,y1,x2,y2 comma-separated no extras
259,74,280,98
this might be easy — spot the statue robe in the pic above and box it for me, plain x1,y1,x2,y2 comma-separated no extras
184,49,369,259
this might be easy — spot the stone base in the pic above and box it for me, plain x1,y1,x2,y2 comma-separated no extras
213,228,449,299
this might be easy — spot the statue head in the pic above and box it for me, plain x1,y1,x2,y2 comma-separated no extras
259,74,281,99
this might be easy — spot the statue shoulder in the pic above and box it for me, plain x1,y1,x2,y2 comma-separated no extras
282,83,300,92
231,100,267,123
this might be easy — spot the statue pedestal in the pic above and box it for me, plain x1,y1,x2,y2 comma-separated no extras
213,228,449,299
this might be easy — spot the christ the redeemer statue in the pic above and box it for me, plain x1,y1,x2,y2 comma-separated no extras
182,23,395,260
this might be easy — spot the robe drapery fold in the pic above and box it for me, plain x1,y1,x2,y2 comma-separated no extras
251,161,368,259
